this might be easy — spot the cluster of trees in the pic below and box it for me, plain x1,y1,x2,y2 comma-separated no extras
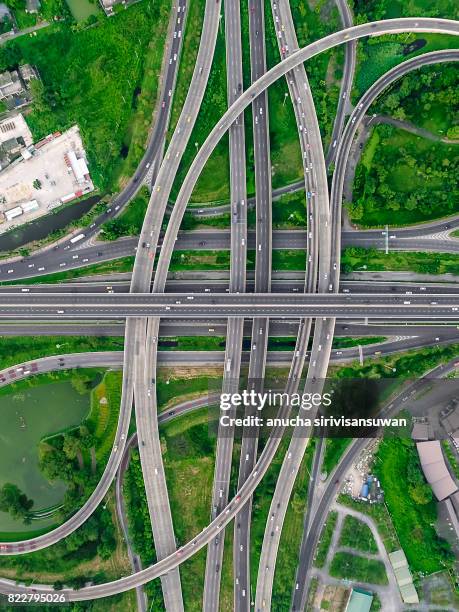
70,370,97,395
406,448,433,505
0,13,13,35
0,483,33,524
350,125,458,225
353,0,457,20
375,64,459,128
40,421,97,518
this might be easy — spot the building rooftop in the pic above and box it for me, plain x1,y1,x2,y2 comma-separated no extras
345,588,373,612
417,440,458,501
412,421,431,441
388,549,419,604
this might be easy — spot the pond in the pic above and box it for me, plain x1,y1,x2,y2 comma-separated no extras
0,379,91,533
65,0,99,21
0,195,99,254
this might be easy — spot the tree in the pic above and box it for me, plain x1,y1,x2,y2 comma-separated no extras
409,482,432,505
63,434,81,461
0,483,34,522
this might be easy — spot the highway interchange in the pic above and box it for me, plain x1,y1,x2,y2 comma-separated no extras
0,7,458,612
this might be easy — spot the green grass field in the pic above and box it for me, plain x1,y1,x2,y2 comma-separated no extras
329,551,388,585
339,515,378,554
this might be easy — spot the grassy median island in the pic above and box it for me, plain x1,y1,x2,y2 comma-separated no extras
0,0,170,191
341,247,459,275
0,336,123,371
100,187,150,240
170,12,230,204
348,125,459,226
3,257,135,285
272,441,316,610
313,511,338,568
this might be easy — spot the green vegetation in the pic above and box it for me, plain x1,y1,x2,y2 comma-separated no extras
374,63,459,136
329,551,388,585
335,342,459,382
371,593,382,612
0,484,34,524
167,0,205,136
84,370,122,464
338,497,399,554
100,187,149,240
272,441,315,609
349,125,458,226
322,439,351,475
39,370,121,517
163,416,216,610
352,0,459,99
159,336,224,351
374,437,454,574
442,440,459,479
353,0,458,21
0,371,96,532
332,336,386,349
0,497,125,592
313,511,338,568
125,408,217,610
6,0,71,29
156,371,221,411
170,11,229,203
124,449,164,608
0,372,131,595
341,247,459,275
3,256,135,285
0,0,171,191
167,249,306,271
0,335,122,370
0,12,13,34
339,515,378,554
289,0,342,147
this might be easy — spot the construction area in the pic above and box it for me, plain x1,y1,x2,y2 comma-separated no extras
0,123,94,234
